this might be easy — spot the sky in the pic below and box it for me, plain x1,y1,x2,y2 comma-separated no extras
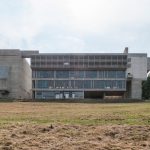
0,0,150,56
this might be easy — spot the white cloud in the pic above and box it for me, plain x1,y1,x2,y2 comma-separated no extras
67,0,150,34
0,0,150,55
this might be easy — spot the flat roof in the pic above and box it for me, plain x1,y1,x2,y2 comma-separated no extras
32,52,147,56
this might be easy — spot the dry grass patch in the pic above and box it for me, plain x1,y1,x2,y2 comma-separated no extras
0,102,149,125
0,124,150,150
0,102,150,149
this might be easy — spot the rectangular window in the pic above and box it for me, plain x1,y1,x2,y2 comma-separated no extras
84,80,92,89
55,80,69,89
85,71,97,78
56,71,69,78
94,80,105,89
35,71,54,78
74,80,84,89
99,71,104,78
36,80,49,88
69,71,84,78
116,71,125,78
107,71,116,78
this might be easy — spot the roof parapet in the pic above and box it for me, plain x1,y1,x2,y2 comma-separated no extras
21,50,39,58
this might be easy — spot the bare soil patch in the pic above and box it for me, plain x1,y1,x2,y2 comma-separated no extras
0,124,150,150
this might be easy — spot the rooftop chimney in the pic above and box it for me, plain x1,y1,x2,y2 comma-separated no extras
124,47,128,54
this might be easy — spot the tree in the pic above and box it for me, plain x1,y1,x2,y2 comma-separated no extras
142,76,150,99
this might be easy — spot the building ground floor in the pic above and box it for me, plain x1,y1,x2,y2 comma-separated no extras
33,90,126,100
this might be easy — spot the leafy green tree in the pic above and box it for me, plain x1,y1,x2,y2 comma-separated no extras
142,76,150,99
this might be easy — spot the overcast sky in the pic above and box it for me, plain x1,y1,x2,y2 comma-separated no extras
0,0,150,56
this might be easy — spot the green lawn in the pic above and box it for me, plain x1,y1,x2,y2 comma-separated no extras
0,102,150,126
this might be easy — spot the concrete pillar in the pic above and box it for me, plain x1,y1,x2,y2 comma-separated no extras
131,79,142,99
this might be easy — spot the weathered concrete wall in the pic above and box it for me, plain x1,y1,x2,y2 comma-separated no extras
0,50,32,99
19,58,32,99
127,54,147,80
131,79,142,99
0,55,20,99
0,49,21,56
127,54,147,99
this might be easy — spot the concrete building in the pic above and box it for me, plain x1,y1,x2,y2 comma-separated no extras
0,48,150,100
31,48,150,100
0,49,38,99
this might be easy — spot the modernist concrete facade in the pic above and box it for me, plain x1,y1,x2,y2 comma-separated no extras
0,49,38,99
127,53,148,99
0,48,149,100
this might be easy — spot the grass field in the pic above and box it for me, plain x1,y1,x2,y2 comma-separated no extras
0,102,150,149
0,102,150,125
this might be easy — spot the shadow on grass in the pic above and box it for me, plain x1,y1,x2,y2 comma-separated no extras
31,99,145,103
0,98,147,103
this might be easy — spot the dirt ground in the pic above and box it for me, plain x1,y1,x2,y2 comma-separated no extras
0,102,150,149
0,124,150,150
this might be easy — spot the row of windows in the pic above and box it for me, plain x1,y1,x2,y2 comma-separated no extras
32,71,126,79
31,55,127,60
34,91,84,99
31,61,127,67
33,71,126,78
33,80,126,89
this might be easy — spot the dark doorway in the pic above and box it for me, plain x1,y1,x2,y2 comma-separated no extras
84,91,103,99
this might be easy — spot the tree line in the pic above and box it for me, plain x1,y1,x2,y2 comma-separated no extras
142,76,150,99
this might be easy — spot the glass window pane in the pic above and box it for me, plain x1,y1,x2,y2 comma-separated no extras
69,71,84,78
84,80,92,89
117,71,125,78
55,80,69,89
74,80,84,89
94,80,104,89
56,71,69,78
36,71,54,78
85,71,97,78
107,71,116,78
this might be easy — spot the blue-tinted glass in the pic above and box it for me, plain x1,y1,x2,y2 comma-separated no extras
42,92,55,99
112,80,117,89
94,80,105,89
108,71,116,78
70,71,84,78
76,71,84,78
35,80,54,88
35,91,42,99
84,80,92,89
56,71,69,78
117,80,122,88
36,71,54,78
72,91,84,98
55,80,69,88
99,71,104,78
74,80,84,89
104,71,108,78
0,66,9,79
117,71,125,78
69,71,75,78
105,80,112,89
85,71,97,78
70,80,74,88
49,81,54,89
